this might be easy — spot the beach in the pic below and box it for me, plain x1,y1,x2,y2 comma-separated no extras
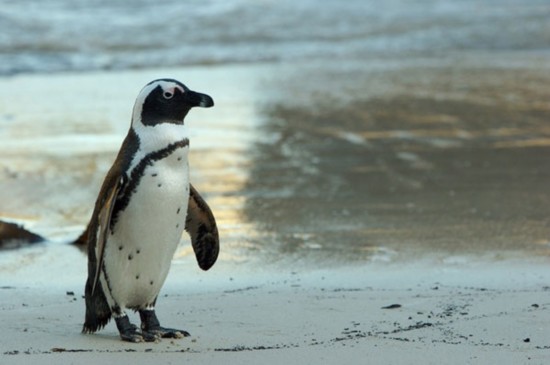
1,60,549,262
1,244,550,364
1,0,550,363
0,60,549,364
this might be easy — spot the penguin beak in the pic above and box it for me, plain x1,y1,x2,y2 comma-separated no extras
186,90,214,108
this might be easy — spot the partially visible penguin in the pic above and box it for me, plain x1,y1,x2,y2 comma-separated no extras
80,79,219,342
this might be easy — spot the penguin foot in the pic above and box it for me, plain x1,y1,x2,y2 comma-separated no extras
146,326,190,339
139,309,190,339
115,315,158,343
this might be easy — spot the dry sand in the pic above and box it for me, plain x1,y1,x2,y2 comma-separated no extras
1,246,549,364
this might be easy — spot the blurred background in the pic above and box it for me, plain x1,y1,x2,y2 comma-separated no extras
0,0,549,266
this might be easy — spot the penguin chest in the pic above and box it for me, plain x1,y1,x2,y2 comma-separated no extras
102,147,189,308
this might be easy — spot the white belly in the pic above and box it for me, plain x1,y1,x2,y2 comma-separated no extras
101,147,189,309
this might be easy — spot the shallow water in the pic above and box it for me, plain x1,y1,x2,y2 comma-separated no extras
1,1,550,266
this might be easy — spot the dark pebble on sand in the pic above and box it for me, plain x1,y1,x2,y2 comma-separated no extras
381,304,402,309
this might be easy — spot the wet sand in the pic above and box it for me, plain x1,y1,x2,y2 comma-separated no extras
1,55,550,362
240,56,550,263
2,55,549,261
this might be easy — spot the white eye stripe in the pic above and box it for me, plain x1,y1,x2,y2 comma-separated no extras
162,85,185,100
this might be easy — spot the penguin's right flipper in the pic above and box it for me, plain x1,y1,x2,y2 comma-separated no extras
82,176,124,334
82,276,111,333
91,176,124,294
185,184,219,271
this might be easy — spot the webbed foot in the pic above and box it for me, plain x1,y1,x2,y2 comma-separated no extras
115,315,158,342
139,309,190,339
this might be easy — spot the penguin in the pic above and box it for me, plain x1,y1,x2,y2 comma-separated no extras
80,79,219,342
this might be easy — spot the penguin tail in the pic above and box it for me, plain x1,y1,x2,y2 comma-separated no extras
82,277,112,333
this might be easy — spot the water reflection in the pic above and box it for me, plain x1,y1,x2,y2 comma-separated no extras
239,65,550,263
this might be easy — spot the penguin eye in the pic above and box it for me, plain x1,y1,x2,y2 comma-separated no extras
163,91,174,100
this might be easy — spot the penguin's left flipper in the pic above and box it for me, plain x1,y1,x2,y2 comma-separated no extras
185,184,219,271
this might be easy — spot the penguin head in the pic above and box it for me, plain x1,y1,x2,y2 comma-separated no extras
132,79,214,127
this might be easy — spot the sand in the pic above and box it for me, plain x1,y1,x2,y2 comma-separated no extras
1,247,549,364
1,60,550,364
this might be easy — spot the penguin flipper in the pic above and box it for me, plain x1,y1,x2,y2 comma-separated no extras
83,277,111,333
91,176,123,294
185,184,219,271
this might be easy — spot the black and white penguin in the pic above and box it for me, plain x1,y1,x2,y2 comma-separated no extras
80,79,219,342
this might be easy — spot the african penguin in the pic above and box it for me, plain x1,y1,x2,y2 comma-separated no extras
81,79,219,342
